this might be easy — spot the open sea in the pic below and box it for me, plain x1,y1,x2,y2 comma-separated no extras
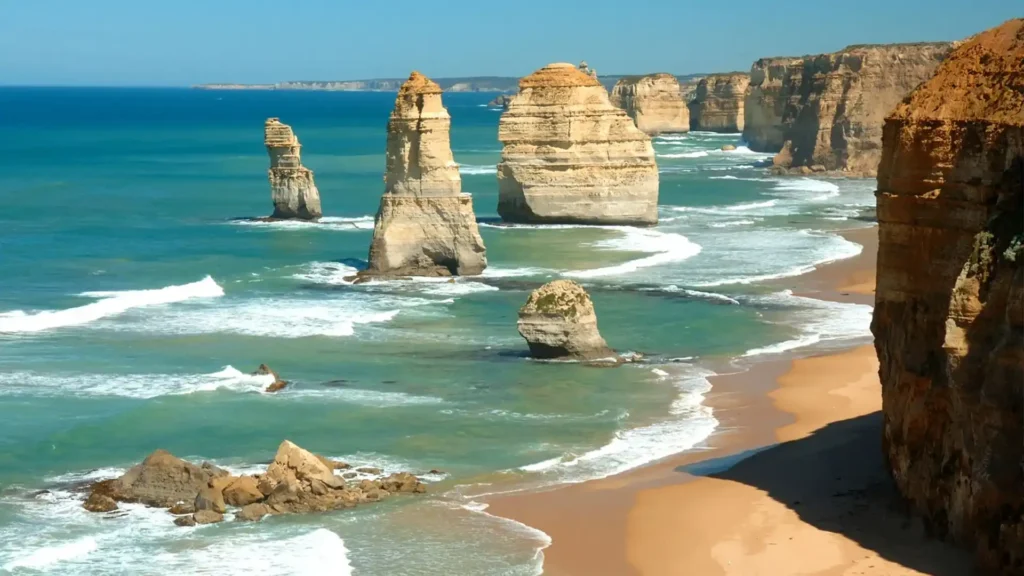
0,87,875,575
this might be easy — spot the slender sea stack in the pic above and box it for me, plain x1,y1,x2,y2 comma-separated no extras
742,57,801,152
688,73,749,132
364,72,487,277
264,118,322,220
771,42,951,175
871,19,1023,573
518,280,615,361
497,63,659,226
610,74,690,135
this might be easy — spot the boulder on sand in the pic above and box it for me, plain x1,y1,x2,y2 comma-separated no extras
517,280,615,361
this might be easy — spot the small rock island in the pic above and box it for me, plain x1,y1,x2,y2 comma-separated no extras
518,280,615,361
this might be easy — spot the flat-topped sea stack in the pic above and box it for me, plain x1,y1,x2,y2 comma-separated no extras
264,119,322,220
871,19,1023,572
610,73,690,135
497,63,659,226
772,42,952,175
518,280,615,361
688,73,750,132
742,57,801,152
364,72,487,277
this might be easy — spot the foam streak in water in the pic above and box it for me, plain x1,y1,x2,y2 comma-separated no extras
564,228,702,279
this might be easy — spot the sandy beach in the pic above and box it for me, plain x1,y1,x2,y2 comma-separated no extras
488,226,977,575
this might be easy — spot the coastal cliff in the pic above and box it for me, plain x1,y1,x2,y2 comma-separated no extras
497,63,659,226
264,118,321,220
610,73,690,135
364,72,487,277
871,19,1023,573
743,57,801,152
773,42,951,175
689,73,749,132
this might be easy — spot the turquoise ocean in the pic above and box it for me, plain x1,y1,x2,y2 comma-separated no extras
0,87,875,574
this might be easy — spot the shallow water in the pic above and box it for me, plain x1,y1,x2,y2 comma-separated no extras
0,88,875,574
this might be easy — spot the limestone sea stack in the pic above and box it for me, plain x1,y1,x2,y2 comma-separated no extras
871,19,1023,572
517,280,615,361
742,57,801,152
364,72,487,277
771,42,952,175
497,63,659,226
688,73,750,132
264,118,322,220
610,73,690,135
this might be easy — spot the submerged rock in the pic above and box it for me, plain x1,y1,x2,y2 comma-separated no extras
872,19,1023,572
364,72,487,277
517,280,615,361
610,73,690,135
497,63,659,226
689,73,749,132
264,118,322,220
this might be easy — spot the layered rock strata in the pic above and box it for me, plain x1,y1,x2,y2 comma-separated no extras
772,42,952,175
84,440,426,525
871,19,1023,573
689,73,750,132
364,72,487,277
264,118,322,220
743,57,801,152
497,63,659,226
610,73,690,135
518,280,615,361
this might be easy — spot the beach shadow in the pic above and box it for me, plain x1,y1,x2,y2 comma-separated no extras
676,412,977,575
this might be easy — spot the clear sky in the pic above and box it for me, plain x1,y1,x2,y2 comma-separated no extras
0,0,1018,86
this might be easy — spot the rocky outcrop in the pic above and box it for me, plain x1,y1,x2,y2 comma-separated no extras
253,363,288,393
689,73,749,132
264,118,322,220
772,43,952,175
497,63,659,226
364,72,487,277
517,280,615,361
83,440,427,525
743,57,801,152
610,74,690,135
871,19,1023,574
488,94,514,109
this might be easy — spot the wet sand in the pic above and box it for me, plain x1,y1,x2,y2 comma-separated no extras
487,226,976,575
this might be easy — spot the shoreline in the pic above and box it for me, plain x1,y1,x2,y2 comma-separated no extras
487,225,975,575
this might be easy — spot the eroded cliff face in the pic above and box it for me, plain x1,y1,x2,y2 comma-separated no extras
689,73,750,132
497,63,659,226
365,72,486,277
743,57,801,152
773,43,951,175
871,19,1024,574
610,73,690,135
264,119,322,220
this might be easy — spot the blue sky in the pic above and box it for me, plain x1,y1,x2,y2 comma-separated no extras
0,1,1018,86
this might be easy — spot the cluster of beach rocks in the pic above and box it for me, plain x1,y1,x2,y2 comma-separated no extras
82,440,425,526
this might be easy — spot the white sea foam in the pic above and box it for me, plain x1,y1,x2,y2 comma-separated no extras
564,228,702,279
0,277,224,334
153,529,354,576
770,178,841,201
658,150,709,159
680,289,741,305
742,290,873,357
231,215,375,230
2,536,98,571
726,200,777,211
356,276,499,298
293,387,445,407
291,261,360,284
480,266,553,278
459,164,498,175
708,219,757,228
0,365,276,399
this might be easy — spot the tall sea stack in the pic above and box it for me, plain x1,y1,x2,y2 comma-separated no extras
364,72,487,277
610,74,690,135
688,73,750,132
872,19,1023,572
742,57,801,152
264,118,322,220
497,63,659,226
772,43,951,175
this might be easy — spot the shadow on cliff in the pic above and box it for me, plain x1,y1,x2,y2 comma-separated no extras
676,412,978,575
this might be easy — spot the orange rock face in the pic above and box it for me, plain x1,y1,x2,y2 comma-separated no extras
871,19,1024,573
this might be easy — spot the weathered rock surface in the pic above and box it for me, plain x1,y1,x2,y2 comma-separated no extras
488,94,514,109
772,42,952,175
610,74,690,135
689,73,750,132
518,280,615,361
578,61,597,79
871,19,1023,574
497,63,659,226
83,441,427,525
253,363,288,393
264,118,322,220
364,72,487,277
743,57,801,152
